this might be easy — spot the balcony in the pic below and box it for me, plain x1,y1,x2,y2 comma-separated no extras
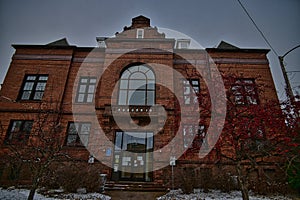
103,105,164,118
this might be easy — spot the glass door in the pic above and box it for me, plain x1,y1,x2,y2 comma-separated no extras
112,132,153,182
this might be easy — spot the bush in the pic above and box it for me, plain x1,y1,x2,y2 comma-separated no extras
41,162,104,193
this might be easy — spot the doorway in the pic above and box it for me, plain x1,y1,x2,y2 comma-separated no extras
112,132,153,182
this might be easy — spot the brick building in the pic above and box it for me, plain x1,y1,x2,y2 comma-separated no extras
0,16,284,191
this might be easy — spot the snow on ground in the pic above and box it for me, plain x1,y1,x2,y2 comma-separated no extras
0,187,296,200
0,187,111,200
157,189,294,200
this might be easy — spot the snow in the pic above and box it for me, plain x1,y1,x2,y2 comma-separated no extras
0,187,294,200
157,189,293,200
0,187,111,200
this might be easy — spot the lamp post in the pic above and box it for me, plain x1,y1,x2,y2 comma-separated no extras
278,44,300,104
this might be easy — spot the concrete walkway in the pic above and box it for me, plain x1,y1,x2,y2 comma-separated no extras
106,191,167,200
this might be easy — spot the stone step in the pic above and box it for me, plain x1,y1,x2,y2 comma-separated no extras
105,181,167,192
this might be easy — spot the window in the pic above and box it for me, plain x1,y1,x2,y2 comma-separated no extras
19,75,48,100
118,65,155,105
183,79,199,105
5,120,33,144
183,124,205,149
76,77,97,103
191,125,207,150
136,29,144,39
66,122,91,146
176,39,190,49
231,79,258,105
245,125,266,151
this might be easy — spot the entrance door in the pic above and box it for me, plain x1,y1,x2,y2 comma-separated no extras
112,132,153,182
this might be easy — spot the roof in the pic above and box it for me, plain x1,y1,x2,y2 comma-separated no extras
12,38,76,49
206,40,270,53
46,38,70,46
217,41,239,50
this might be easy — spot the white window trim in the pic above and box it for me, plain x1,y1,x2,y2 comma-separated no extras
137,29,144,39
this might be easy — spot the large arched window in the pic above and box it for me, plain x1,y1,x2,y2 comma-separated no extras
118,65,155,105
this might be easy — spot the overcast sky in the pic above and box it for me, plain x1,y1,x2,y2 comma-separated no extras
0,0,299,100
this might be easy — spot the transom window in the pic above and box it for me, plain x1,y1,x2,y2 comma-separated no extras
19,75,48,100
66,122,91,146
231,79,258,105
183,79,200,105
76,77,97,103
5,120,33,144
118,65,155,105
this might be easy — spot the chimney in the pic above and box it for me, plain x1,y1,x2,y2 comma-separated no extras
131,15,150,28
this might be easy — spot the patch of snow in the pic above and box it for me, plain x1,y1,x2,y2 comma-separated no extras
0,188,111,200
157,189,293,200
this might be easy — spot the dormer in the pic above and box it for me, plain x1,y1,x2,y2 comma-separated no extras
100,15,175,50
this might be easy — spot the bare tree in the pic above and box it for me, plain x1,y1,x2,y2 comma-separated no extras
1,100,69,200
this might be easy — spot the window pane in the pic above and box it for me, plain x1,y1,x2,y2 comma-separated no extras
81,78,88,83
131,72,146,79
139,66,149,73
115,132,123,150
27,76,36,80
36,82,46,91
146,133,154,150
67,135,77,145
245,86,255,93
88,85,95,93
81,123,91,134
129,80,146,90
192,80,199,86
11,121,22,132
77,94,85,102
118,90,127,105
79,85,86,93
121,70,130,79
184,86,190,95
69,123,77,135
184,96,190,104
244,79,254,84
128,66,139,73
193,87,199,94
120,80,128,89
33,92,44,100
90,78,97,83
183,80,189,85
86,94,94,102
146,70,155,79
80,134,89,146
148,81,155,89
147,91,155,105
24,82,34,90
21,91,31,100
247,96,258,105
128,90,145,105
23,121,33,132
39,76,48,81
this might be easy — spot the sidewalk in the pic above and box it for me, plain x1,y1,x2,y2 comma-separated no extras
106,191,166,200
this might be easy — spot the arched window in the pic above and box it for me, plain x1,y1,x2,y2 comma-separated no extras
118,65,155,105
